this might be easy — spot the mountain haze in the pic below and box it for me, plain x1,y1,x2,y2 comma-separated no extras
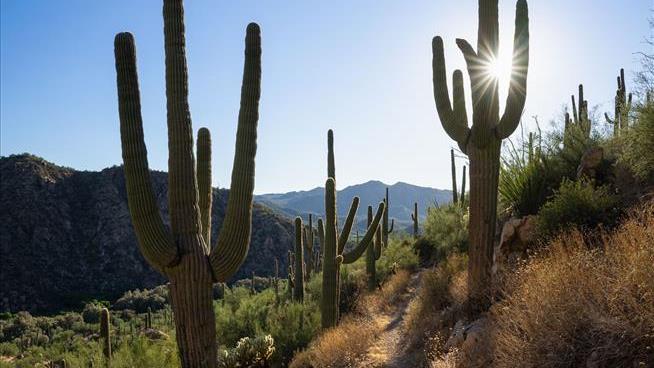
256,180,453,228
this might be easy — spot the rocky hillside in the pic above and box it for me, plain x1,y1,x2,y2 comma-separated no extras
257,180,452,228
0,154,294,314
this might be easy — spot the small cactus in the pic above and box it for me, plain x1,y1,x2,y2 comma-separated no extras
451,149,458,204
100,308,111,360
411,202,419,238
293,217,305,302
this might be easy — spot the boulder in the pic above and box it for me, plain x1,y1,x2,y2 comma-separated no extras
460,317,490,367
493,215,537,277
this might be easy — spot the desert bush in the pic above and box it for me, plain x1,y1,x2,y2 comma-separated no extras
491,201,654,368
537,179,619,238
421,204,468,263
113,285,168,313
618,103,654,183
81,301,106,324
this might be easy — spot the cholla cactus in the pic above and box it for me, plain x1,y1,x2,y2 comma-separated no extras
114,0,261,365
432,0,529,307
218,335,275,368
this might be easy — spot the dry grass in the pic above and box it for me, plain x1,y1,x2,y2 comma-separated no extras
403,253,468,363
290,270,412,368
490,200,654,368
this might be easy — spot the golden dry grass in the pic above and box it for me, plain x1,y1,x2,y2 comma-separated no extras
490,200,654,368
290,270,412,368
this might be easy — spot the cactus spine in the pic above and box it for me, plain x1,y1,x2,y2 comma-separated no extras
451,149,458,204
100,308,111,361
114,0,261,365
383,188,394,247
604,68,632,134
320,130,385,328
293,217,305,302
432,0,529,308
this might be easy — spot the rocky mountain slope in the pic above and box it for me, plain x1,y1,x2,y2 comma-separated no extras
0,154,294,314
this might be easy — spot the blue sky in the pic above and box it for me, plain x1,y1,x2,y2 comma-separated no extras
1,0,651,193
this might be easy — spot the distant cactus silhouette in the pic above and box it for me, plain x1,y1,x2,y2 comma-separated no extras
114,0,261,365
100,308,111,360
305,214,315,280
320,130,384,328
411,202,419,238
293,217,305,302
383,188,394,247
605,68,632,134
366,206,383,291
565,84,591,145
251,271,256,295
432,0,529,308
287,250,295,298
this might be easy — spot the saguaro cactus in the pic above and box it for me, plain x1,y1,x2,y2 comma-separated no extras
432,0,529,307
293,217,305,302
305,214,315,280
411,202,419,238
251,271,256,295
114,0,261,365
320,179,384,328
100,308,111,360
383,188,394,247
451,149,459,204
565,84,591,145
605,68,632,134
366,206,383,291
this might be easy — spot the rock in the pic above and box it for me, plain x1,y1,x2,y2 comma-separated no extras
444,319,467,351
493,215,537,277
577,147,604,179
143,328,169,340
461,318,490,368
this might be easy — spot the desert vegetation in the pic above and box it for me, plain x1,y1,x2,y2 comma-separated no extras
2,0,653,367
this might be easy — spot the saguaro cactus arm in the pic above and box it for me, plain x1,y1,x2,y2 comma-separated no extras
163,0,201,236
388,219,394,233
209,23,261,282
197,128,212,248
495,0,530,139
432,37,471,148
337,197,360,253
115,33,178,272
342,202,385,264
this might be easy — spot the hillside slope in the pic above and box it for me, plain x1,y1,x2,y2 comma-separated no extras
0,154,294,313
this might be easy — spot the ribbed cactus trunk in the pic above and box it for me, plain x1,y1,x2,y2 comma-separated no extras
100,308,111,361
460,165,467,205
305,214,314,280
411,202,419,238
366,206,382,291
432,0,529,309
114,1,261,366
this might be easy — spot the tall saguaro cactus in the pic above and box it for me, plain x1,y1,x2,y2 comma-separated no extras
321,179,384,328
605,68,633,134
305,214,315,280
294,217,305,302
432,0,529,308
565,84,591,145
383,188,394,247
114,0,261,365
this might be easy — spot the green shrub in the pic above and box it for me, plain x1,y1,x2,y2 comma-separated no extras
422,204,468,262
81,302,105,324
618,103,654,183
0,342,19,356
537,179,619,238
113,286,168,313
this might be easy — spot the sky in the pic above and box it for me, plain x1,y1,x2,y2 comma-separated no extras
1,0,652,194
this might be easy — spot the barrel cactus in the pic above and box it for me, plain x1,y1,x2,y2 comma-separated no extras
432,0,529,308
114,0,261,365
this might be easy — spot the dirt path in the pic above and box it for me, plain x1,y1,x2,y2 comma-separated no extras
357,271,423,368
